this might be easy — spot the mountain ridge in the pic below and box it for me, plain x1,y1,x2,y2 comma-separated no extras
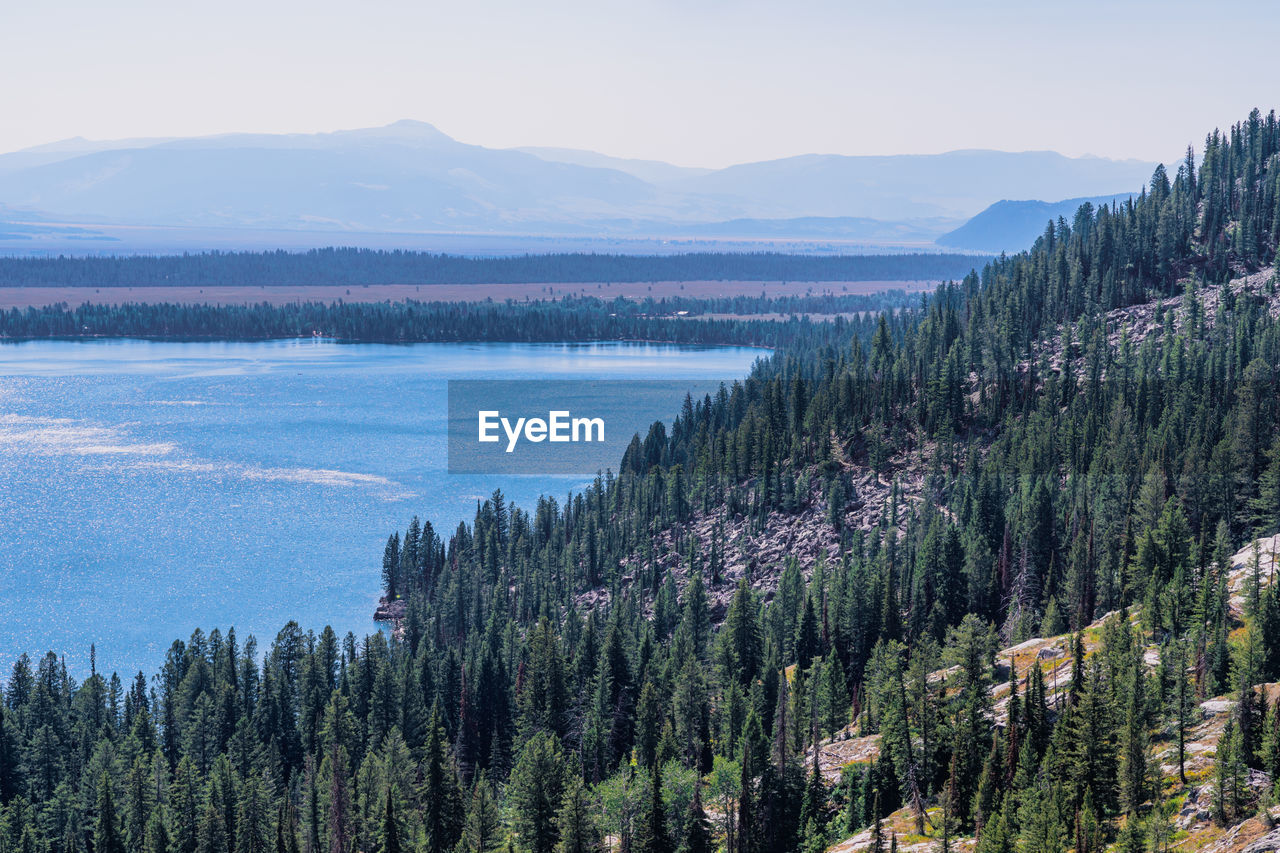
0,121,1160,244
937,193,1140,252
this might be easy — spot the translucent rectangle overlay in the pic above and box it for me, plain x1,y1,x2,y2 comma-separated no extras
447,379,731,475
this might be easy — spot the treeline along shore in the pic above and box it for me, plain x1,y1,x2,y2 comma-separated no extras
0,293,920,345
0,250,986,289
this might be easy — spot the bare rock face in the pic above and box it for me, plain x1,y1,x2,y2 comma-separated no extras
373,597,406,622
1177,786,1211,830
1241,828,1280,853
1227,534,1280,618
1202,698,1236,717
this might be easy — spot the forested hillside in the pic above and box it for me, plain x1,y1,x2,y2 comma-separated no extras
0,251,979,289
4,110,1280,853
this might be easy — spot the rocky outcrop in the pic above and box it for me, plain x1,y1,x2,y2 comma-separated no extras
373,596,406,623
1242,828,1280,853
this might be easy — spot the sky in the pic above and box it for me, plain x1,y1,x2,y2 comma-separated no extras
3,0,1279,168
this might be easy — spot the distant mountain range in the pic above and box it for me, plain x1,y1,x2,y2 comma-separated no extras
937,194,1140,252
0,121,1162,253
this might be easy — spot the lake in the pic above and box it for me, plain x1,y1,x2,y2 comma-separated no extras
0,339,765,677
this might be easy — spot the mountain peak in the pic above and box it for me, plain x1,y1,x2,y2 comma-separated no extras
384,118,440,131
353,119,454,143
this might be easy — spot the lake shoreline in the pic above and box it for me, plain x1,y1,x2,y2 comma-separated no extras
0,332,778,350
0,338,765,676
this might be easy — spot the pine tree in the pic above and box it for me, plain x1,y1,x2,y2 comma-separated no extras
773,670,792,772
945,614,994,828
381,534,401,600
680,567,711,657
95,774,125,853
1076,792,1102,853
236,776,271,853
1253,434,1280,532
1114,818,1145,853
197,796,228,853
819,654,849,737
1170,639,1193,785
1066,661,1119,817
554,776,600,853
868,791,884,853
461,771,502,853
725,581,762,685
973,733,1000,837
634,765,672,853
511,733,567,853
122,754,155,853
1262,700,1280,795
799,753,827,833
274,803,292,853
325,745,352,853
1118,657,1149,814
936,757,958,853
1215,715,1244,825
0,705,15,803
795,595,820,671
379,791,402,853
170,757,200,853
1001,668,1019,788
1017,785,1065,853
738,747,757,853
799,819,826,853
677,785,712,853
146,812,170,853
973,799,1013,853
422,704,463,853
636,679,663,769
672,654,709,772
304,760,322,853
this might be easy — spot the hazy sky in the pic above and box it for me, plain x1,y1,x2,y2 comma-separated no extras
3,0,1278,167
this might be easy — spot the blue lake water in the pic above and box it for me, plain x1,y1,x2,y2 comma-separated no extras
0,339,765,677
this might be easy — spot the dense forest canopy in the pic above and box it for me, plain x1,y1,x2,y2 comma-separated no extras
0,292,916,344
0,251,983,289
4,110,1280,853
